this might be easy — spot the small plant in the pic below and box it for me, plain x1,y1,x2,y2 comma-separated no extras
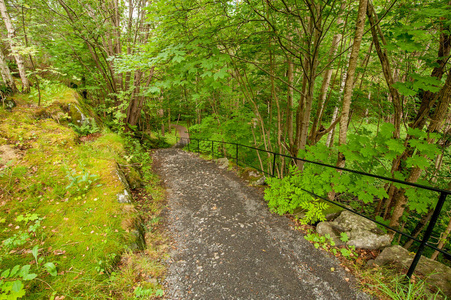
69,120,99,136
305,233,336,250
2,214,43,251
133,286,164,298
340,232,349,242
0,264,37,299
0,246,58,299
95,253,117,275
304,232,358,258
65,167,101,196
373,274,443,300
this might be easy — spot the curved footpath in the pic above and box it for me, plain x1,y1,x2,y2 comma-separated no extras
170,124,189,147
153,148,370,300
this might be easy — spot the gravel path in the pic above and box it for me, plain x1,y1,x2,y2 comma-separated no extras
154,148,369,300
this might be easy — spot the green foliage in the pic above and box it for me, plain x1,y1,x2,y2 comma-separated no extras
305,233,336,250
0,244,58,300
373,274,443,300
303,232,357,258
123,136,153,181
340,232,349,242
68,120,99,136
264,165,329,224
0,264,36,300
2,214,43,252
133,286,164,298
65,166,101,196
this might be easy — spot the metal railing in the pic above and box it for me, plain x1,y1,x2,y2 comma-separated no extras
176,137,450,278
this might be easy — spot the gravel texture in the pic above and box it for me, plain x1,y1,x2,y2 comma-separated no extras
153,148,369,300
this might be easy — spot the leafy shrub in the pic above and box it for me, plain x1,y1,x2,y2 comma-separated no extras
68,119,99,136
264,164,330,224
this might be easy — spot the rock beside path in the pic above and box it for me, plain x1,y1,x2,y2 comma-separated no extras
316,211,391,250
372,245,451,297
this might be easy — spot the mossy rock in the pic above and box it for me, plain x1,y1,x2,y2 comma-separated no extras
33,91,102,130
120,205,146,251
34,103,70,125
125,166,144,190
239,167,264,183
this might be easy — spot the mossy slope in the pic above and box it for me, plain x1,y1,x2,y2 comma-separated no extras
0,91,158,299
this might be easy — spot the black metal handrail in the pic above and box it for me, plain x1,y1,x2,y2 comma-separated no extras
176,136,450,279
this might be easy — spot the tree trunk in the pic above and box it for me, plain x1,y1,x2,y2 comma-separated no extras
309,2,346,145
0,0,30,93
389,71,451,228
367,2,402,138
431,213,451,260
336,0,368,168
286,56,294,152
403,208,434,249
326,106,339,148
0,46,16,92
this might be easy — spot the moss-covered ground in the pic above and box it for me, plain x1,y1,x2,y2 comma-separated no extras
0,89,167,299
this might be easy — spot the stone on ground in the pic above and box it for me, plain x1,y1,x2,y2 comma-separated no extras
373,245,451,297
316,211,391,250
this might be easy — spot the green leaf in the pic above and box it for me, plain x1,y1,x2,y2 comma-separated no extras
213,67,228,80
392,82,416,96
10,265,20,277
386,139,405,154
12,280,23,293
1,269,10,278
407,128,427,139
379,123,395,138
340,232,349,242
23,273,37,281
405,156,429,169
32,245,39,264
18,265,31,278
44,262,58,277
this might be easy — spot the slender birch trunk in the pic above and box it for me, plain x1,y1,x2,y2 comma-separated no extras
336,0,368,168
0,0,29,93
367,2,402,138
0,46,16,92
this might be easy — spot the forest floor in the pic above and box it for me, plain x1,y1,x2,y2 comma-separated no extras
153,148,371,299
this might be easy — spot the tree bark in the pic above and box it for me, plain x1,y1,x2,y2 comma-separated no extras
309,2,346,145
403,208,434,249
0,0,30,93
336,0,368,168
389,71,451,228
431,213,451,260
0,46,16,92
367,2,402,138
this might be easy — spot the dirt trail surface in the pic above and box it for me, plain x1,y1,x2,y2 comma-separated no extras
154,148,369,300
170,124,189,147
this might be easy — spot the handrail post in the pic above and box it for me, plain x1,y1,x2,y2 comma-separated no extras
211,140,214,159
235,143,239,165
197,139,200,154
272,153,277,177
406,191,448,278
